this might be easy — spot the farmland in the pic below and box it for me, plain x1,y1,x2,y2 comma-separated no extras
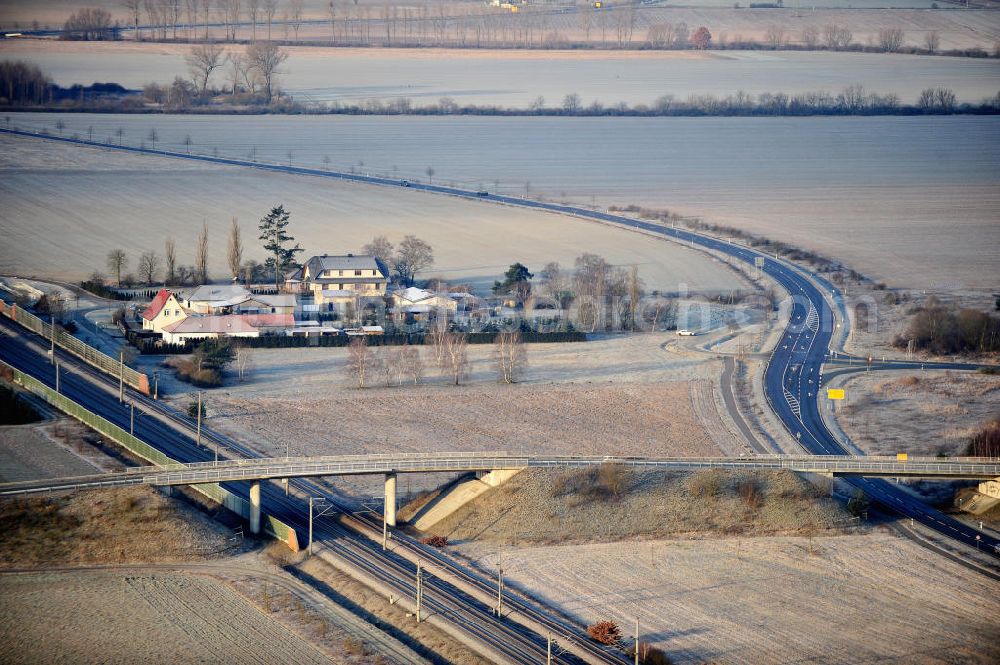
0,131,743,293
5,113,999,289
455,532,1000,664
3,40,1000,106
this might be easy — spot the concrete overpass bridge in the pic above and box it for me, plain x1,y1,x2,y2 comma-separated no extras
3,452,998,535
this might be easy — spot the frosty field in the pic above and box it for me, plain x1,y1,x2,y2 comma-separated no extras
3,41,1000,106
7,112,998,289
0,132,742,292
456,532,1000,664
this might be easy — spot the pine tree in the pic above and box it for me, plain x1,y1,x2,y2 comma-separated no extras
257,205,302,287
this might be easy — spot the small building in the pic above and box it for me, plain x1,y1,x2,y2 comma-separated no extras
184,285,253,315
391,286,458,322
161,314,261,345
285,254,389,298
141,289,187,333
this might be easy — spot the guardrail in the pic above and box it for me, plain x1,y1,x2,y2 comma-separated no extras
4,452,998,497
0,301,150,395
1,360,298,549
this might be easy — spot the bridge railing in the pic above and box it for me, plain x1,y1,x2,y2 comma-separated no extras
0,300,150,394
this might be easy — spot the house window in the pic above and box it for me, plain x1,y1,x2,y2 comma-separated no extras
355,269,362,276
339,283,344,290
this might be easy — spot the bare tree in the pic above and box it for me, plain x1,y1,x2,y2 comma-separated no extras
494,330,526,384
262,0,278,39
164,237,177,285
227,52,248,94
147,128,158,149
227,217,243,279
106,249,127,287
328,0,338,42
186,42,225,94
878,27,904,52
201,0,212,39
824,24,852,49
123,0,142,39
235,342,253,381
394,235,434,285
347,336,372,388
801,25,819,48
400,345,423,384
628,264,642,329
445,333,469,385
247,0,260,40
425,165,435,184
221,0,241,41
289,0,304,39
924,30,939,53
138,251,161,285
429,325,449,374
765,25,786,49
245,41,288,103
362,235,394,271
195,221,209,284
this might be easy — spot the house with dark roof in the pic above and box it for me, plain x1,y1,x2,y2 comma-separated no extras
284,254,389,306
141,289,187,333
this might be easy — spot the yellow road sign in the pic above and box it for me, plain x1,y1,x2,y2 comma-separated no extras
897,453,908,461
827,388,845,400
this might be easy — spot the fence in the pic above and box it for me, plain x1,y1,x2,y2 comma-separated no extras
2,360,299,550
0,301,150,394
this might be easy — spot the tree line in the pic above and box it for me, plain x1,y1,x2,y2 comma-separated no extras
34,1,998,59
94,203,304,289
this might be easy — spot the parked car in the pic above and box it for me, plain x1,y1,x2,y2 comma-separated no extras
677,329,697,336
476,190,489,197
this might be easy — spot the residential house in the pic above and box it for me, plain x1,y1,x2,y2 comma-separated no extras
184,285,297,316
184,285,253,314
141,289,187,333
284,254,389,305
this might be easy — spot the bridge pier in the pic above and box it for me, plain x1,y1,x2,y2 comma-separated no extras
384,473,397,527
249,480,261,535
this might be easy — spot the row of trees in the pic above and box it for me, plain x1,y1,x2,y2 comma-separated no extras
321,86,992,117
345,329,527,389
101,0,995,58
98,203,301,288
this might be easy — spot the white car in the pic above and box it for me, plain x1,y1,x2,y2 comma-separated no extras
677,329,697,336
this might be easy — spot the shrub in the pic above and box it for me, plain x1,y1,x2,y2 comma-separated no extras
897,302,1000,354
847,490,870,517
627,641,673,665
420,535,449,548
735,479,763,510
688,469,724,497
186,401,206,418
587,620,621,645
964,416,1000,457
597,463,629,499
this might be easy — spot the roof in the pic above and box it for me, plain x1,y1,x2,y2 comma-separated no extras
162,315,259,335
142,289,174,321
250,294,297,308
186,284,251,305
395,286,434,304
243,313,294,328
306,254,382,273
